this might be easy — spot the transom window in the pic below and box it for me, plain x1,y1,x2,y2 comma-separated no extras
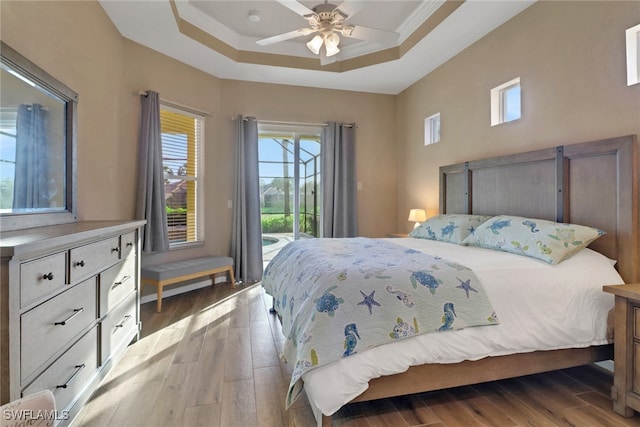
491,77,521,126
160,105,204,247
424,113,441,145
626,23,640,86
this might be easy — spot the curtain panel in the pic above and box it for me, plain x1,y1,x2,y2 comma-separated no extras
14,104,49,209
231,116,263,283
135,91,169,253
321,122,358,238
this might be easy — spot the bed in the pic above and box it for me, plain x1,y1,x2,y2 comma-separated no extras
261,135,639,426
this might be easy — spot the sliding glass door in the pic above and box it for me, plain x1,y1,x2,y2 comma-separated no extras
258,126,321,252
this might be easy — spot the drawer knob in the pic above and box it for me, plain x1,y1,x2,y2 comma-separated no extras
56,364,86,389
115,315,132,329
42,272,54,280
126,242,134,247
54,308,84,326
75,260,85,267
111,247,120,253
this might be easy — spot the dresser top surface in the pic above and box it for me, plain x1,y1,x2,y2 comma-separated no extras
0,220,145,258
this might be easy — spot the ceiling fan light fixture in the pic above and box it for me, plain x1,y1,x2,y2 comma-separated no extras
307,34,324,55
341,26,354,37
325,43,340,57
324,32,340,56
325,32,340,46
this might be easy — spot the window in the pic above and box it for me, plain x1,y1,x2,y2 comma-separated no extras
160,105,204,247
626,23,640,86
424,113,441,145
491,77,521,126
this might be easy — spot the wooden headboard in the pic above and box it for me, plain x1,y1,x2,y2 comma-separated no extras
439,135,639,283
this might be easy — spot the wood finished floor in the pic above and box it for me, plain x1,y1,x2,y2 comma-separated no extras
72,282,640,427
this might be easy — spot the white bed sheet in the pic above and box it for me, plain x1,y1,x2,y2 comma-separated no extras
301,238,623,416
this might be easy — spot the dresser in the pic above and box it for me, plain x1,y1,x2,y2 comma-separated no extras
603,283,640,417
0,220,145,425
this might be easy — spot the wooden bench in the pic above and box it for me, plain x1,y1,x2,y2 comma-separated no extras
141,256,235,312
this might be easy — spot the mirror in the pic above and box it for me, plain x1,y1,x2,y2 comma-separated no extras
0,41,77,231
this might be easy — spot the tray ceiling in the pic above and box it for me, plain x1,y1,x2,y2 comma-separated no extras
99,0,535,94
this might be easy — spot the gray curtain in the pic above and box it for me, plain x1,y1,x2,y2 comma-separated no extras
14,104,48,209
135,91,169,253
321,122,358,237
231,116,263,283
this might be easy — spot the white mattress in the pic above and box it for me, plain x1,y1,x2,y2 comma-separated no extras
301,238,623,416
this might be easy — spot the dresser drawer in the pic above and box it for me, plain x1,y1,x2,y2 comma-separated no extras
23,326,98,413
21,278,97,382
634,307,640,339
99,254,136,316
101,293,137,364
120,231,137,260
70,236,120,284
20,252,67,308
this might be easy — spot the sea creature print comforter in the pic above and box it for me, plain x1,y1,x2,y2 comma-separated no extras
261,237,499,407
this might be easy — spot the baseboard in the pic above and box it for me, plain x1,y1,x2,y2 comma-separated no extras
140,275,228,305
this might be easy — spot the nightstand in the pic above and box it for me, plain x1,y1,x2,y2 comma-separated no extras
603,283,640,417
386,233,408,238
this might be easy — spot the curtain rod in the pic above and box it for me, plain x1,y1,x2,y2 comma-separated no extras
234,117,354,128
136,90,212,117
259,119,328,128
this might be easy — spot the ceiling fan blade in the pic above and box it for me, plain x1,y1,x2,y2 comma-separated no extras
256,28,315,46
275,0,315,17
334,0,364,20
347,25,399,44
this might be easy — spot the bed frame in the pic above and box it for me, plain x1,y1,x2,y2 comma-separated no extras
319,135,639,426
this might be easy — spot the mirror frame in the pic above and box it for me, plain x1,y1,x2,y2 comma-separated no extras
0,41,78,231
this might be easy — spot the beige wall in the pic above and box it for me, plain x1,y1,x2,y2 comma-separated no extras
396,0,640,233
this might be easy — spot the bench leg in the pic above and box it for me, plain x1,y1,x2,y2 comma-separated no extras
228,266,236,288
157,283,163,313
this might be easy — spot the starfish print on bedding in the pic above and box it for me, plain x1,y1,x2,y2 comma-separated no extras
456,277,478,298
357,290,381,315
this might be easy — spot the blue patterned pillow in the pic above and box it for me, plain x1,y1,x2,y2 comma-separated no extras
410,214,491,244
461,215,605,264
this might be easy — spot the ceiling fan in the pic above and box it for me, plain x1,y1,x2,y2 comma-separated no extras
256,0,399,58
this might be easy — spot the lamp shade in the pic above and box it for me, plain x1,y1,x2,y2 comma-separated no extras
306,35,323,55
325,43,340,57
408,209,427,223
324,33,340,57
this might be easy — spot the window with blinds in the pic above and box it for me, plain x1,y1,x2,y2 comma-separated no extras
160,105,204,246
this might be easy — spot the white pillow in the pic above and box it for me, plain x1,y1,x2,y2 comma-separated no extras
462,215,605,264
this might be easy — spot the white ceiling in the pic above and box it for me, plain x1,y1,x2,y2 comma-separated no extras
99,0,535,94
